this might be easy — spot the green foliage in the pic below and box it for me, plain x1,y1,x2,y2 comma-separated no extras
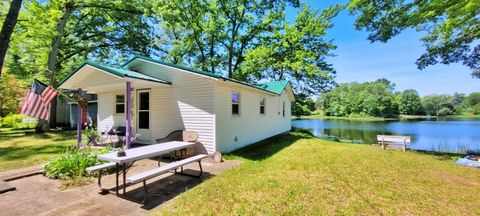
154,0,339,95
82,126,99,140
0,74,26,116
241,4,341,95
465,92,480,107
422,94,454,116
472,104,480,115
0,114,37,129
292,102,312,117
7,0,155,84
348,0,480,77
44,147,112,179
321,79,399,118
398,89,423,115
291,94,316,116
437,107,453,116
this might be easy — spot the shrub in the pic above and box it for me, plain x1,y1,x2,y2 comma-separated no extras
44,147,113,179
0,114,36,129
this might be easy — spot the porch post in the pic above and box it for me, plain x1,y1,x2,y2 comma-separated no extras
76,88,83,148
125,82,132,149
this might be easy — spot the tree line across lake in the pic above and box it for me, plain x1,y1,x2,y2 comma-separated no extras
293,79,480,118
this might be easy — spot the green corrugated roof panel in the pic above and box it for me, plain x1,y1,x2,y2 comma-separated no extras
122,55,222,79
57,60,171,88
59,55,290,95
122,55,290,95
256,80,289,94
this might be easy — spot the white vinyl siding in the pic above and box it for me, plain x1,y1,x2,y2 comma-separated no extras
215,82,292,152
129,61,217,153
97,92,124,134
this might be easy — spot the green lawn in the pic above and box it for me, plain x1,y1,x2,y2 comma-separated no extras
154,132,480,215
0,128,76,172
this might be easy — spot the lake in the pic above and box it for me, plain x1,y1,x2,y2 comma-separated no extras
291,118,480,153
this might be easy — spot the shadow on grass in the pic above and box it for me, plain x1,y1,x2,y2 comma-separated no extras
226,132,313,161
0,144,68,161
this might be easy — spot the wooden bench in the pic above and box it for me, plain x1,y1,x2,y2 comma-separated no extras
127,154,208,203
377,135,411,151
86,162,116,192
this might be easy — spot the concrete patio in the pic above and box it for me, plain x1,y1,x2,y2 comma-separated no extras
0,159,240,216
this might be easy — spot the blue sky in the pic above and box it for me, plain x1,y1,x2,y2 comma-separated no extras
286,1,479,96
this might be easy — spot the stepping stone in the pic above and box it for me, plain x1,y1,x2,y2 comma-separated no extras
0,180,15,194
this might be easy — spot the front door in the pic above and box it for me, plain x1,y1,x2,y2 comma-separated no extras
136,90,151,142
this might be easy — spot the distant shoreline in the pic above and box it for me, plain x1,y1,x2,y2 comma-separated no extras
292,114,480,121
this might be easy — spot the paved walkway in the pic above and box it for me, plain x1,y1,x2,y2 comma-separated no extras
0,159,240,216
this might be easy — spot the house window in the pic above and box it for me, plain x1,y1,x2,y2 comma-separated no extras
115,95,125,114
232,92,240,115
282,101,285,117
259,97,266,115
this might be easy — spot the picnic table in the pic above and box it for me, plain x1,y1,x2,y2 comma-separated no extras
97,141,196,196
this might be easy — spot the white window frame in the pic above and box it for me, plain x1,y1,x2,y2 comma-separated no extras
232,91,240,116
259,96,266,115
115,94,125,114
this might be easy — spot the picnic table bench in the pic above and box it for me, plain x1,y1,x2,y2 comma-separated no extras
86,141,206,203
377,135,411,151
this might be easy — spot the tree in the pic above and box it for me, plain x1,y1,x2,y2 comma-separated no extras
8,0,156,127
0,73,26,116
154,1,339,96
464,92,480,107
451,92,466,113
348,0,480,77
291,93,316,116
0,0,22,77
422,94,454,116
321,79,399,118
241,4,341,95
398,89,423,115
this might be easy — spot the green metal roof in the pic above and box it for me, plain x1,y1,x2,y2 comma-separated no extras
122,55,290,95
256,80,290,95
57,60,171,88
122,55,222,79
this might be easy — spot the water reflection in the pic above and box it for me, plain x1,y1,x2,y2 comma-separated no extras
292,118,480,153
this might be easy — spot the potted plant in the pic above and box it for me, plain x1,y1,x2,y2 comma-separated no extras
83,127,100,146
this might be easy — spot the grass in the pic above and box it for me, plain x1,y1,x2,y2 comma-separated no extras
0,128,76,172
153,132,480,215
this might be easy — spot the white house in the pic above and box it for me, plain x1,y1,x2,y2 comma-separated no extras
57,55,295,154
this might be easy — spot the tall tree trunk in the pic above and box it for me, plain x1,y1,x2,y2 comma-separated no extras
0,0,23,77
45,2,73,129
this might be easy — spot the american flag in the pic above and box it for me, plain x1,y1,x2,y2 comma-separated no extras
19,80,58,120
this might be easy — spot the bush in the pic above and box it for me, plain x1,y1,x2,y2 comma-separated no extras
0,114,37,129
44,147,113,179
